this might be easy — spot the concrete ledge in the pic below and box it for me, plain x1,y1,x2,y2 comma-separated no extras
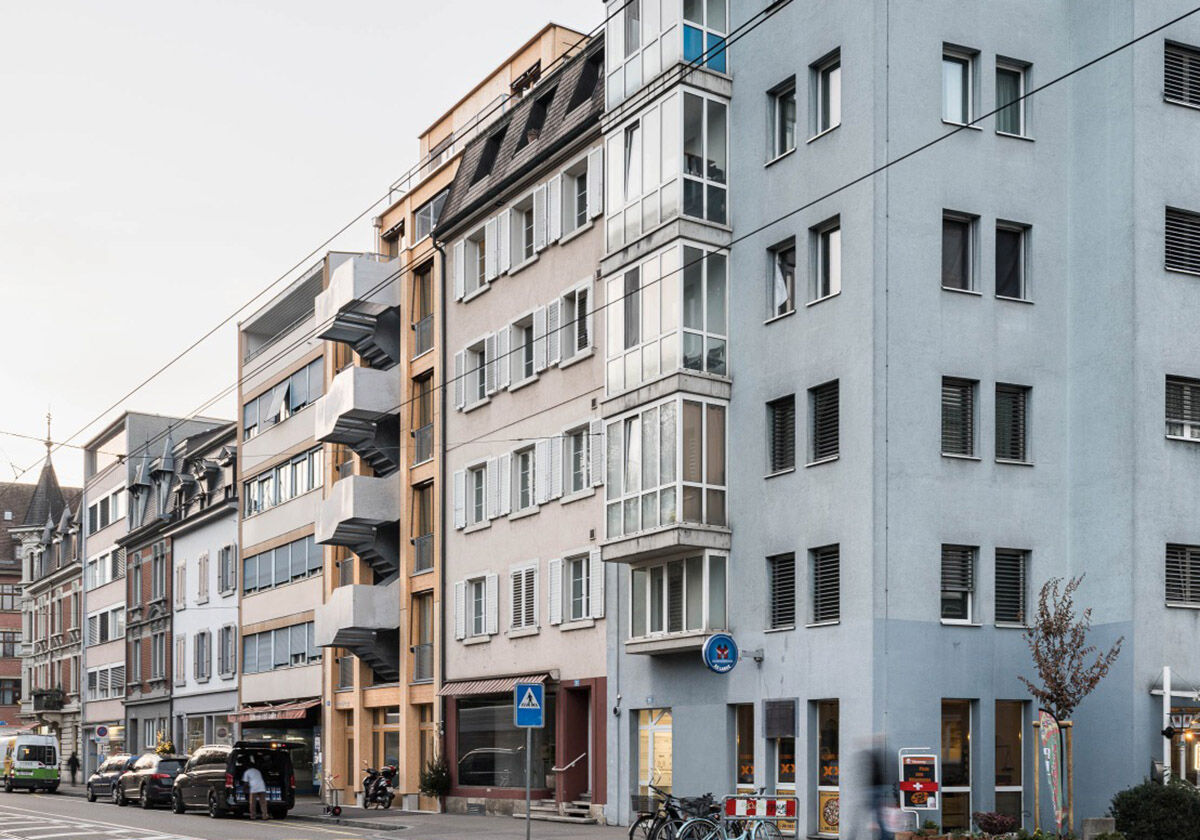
601,524,732,563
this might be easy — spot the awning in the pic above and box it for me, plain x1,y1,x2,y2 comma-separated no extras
437,673,550,697
229,699,320,723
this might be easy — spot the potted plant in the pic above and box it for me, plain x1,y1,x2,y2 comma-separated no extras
974,810,1018,837
418,756,451,812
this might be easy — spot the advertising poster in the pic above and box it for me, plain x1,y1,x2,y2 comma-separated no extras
1038,709,1064,831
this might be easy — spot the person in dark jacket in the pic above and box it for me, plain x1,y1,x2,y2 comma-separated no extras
67,752,80,785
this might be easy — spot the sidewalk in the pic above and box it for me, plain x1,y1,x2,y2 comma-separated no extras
289,799,626,838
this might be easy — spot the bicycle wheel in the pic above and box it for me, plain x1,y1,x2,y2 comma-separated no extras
751,821,784,840
676,817,722,840
630,814,658,840
649,817,686,840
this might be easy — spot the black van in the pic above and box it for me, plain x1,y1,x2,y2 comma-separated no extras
173,741,295,819
86,754,137,803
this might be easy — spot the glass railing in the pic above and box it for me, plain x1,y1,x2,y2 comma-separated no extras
412,643,433,683
412,534,433,574
413,314,434,357
413,424,433,465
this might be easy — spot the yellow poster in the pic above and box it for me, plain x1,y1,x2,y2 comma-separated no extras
819,790,839,835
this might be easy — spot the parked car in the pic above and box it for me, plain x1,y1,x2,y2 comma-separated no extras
174,741,295,819
0,734,60,793
457,747,526,788
113,753,188,809
86,753,137,802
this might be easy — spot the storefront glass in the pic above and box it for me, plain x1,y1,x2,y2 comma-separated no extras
637,708,673,795
735,704,754,790
186,717,205,754
941,699,972,832
456,693,555,789
994,701,1023,822
816,700,839,836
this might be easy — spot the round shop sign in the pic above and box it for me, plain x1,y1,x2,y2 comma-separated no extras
701,633,739,674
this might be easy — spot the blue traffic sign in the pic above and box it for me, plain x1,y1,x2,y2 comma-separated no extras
701,633,739,674
514,682,545,728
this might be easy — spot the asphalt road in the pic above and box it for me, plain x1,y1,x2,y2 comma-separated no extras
0,791,395,840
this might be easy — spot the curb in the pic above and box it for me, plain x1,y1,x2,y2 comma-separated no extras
289,812,408,832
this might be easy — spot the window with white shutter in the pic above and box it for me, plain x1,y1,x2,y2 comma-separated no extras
995,383,1030,462
810,545,839,624
768,396,796,473
941,545,976,622
176,637,186,685
995,549,1028,625
809,380,839,463
942,378,977,457
548,559,563,626
1166,375,1200,440
510,566,538,630
589,548,604,619
1165,41,1200,108
1166,207,1200,276
1166,543,1200,606
768,553,796,629
485,572,499,636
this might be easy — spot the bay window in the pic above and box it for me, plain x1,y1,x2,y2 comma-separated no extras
630,552,727,638
682,92,727,223
605,396,726,539
682,0,727,72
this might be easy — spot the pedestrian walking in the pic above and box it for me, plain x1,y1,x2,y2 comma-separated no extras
243,757,270,820
66,752,79,786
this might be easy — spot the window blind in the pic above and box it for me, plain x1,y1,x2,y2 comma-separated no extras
941,378,976,456
768,554,796,629
1165,42,1200,107
1166,543,1200,606
941,545,976,593
995,549,1028,625
811,381,840,462
995,384,1029,461
768,397,796,472
1166,376,1200,438
811,545,840,623
1166,207,1200,275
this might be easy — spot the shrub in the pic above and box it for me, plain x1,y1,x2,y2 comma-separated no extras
1109,779,1200,840
418,756,451,798
974,811,1018,835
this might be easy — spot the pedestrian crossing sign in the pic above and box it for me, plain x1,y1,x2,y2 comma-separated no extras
514,682,545,728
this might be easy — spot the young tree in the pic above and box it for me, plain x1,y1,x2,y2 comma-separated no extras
1020,575,1124,720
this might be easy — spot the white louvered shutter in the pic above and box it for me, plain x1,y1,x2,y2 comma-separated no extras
453,351,465,410
589,548,604,619
452,240,465,300
485,333,498,395
583,284,595,348
586,147,604,218
498,452,512,516
548,175,563,243
497,324,511,390
87,615,98,646
484,217,498,281
454,581,466,640
550,435,563,499
453,470,466,529
548,559,563,625
589,419,605,487
530,566,539,627
510,570,525,629
533,306,548,372
535,439,551,505
498,210,511,274
485,573,499,635
546,299,562,366
486,458,500,519
533,184,548,251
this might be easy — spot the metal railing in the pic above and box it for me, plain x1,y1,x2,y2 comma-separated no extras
413,424,433,465
413,314,434,358
412,534,433,573
411,643,433,683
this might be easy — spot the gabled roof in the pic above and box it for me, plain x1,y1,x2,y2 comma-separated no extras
20,458,67,528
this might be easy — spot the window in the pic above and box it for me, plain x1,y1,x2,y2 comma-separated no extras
1166,375,1200,439
0,680,19,705
242,447,323,516
811,218,842,301
510,566,537,630
995,384,1030,462
940,545,976,622
241,536,320,594
512,198,535,264
241,359,324,440
240,622,319,674
514,449,535,513
682,248,728,374
469,467,486,527
466,227,487,295
151,631,166,679
563,160,589,235
565,428,589,495
810,545,840,624
769,79,797,158
941,699,972,832
942,49,973,124
513,320,535,382
0,584,18,611
682,0,727,72
630,553,727,637
768,553,796,629
942,213,976,291
414,190,448,242
623,123,642,203
813,52,842,135
218,625,237,677
624,0,640,57
636,709,674,796
1166,544,1200,606
1165,41,1200,107
995,223,1028,299
468,577,487,637
682,93,727,223
941,378,977,457
768,396,796,473
413,262,435,357
456,694,555,788
1166,207,1200,275
85,488,124,534
467,340,488,402
562,285,591,359
809,381,839,463
413,483,434,573
734,703,755,790
0,631,18,658
769,241,796,317
471,126,506,184
217,545,237,595
194,631,211,681
995,549,1028,625
86,606,125,646
151,542,167,601
566,554,590,622
86,665,124,700
995,61,1028,135
995,701,1024,822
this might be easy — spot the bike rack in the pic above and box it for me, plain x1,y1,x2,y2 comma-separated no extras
723,795,797,821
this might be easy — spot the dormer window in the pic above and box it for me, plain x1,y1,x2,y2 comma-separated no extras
516,88,556,152
471,126,507,185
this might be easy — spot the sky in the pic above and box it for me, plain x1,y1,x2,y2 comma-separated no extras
0,0,600,489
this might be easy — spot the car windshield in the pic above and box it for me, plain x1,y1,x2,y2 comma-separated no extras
157,759,185,774
17,745,55,764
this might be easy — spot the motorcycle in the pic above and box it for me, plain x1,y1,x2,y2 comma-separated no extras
362,764,396,809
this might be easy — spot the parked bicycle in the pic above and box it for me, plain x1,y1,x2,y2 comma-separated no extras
677,791,791,840
629,784,720,840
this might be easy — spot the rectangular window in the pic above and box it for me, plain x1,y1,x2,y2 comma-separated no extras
242,446,323,515
810,545,840,624
1166,375,1200,439
941,699,972,832
735,704,755,789
682,92,728,223
682,0,727,71
940,545,976,622
995,700,1024,822
566,554,590,622
469,467,486,527
995,549,1028,625
941,378,977,457
995,61,1027,135
995,384,1030,462
815,700,839,836
995,223,1028,299
942,213,976,290
562,286,591,358
768,553,796,629
1165,41,1200,108
510,566,537,630
414,189,448,243
768,396,796,473
515,448,535,512
812,218,841,301
942,50,973,124
629,553,727,638
469,578,486,637
513,200,535,264
1166,543,1200,606
814,52,842,135
770,79,796,158
770,241,796,317
566,428,588,495
809,381,839,463
1166,207,1200,275
218,625,237,677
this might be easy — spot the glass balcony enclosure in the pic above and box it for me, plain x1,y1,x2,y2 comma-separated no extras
630,551,727,639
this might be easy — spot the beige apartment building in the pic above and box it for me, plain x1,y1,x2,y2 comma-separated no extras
314,22,588,809
438,34,607,819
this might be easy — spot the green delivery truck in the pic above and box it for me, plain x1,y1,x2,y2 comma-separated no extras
0,734,60,792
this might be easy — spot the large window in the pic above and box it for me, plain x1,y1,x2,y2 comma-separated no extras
242,535,321,594
242,447,323,516
241,622,320,674
86,665,125,700
1166,207,1200,275
414,189,448,243
457,693,555,788
0,584,19,611
605,398,726,540
940,545,976,622
630,553,727,639
1166,375,1200,440
1165,41,1200,108
242,358,324,440
682,92,727,223
0,631,18,658
637,709,673,796
995,384,1030,463
995,701,1024,822
995,61,1028,136
941,699,972,832
941,378,977,457
86,606,125,646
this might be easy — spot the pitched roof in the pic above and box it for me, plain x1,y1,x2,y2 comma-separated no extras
20,458,67,528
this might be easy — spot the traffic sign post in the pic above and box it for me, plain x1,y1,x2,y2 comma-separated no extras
514,683,545,840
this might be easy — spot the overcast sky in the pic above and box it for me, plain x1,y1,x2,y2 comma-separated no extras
0,0,599,488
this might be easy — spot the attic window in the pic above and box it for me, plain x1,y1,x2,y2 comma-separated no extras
567,53,603,112
511,60,542,97
471,125,508,185
516,88,556,151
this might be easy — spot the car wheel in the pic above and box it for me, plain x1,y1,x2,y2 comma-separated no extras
3,776,11,793
172,790,186,814
86,784,96,803
208,792,223,819
269,806,286,820
140,785,152,809
114,784,126,807
48,784,58,794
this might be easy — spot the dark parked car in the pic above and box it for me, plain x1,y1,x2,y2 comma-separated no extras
174,741,295,819
458,747,525,787
86,754,137,803
113,753,188,809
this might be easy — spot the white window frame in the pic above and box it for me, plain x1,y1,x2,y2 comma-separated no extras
468,577,487,637
811,217,842,302
940,544,977,625
510,564,539,631
511,196,536,266
174,636,186,686
566,554,590,622
812,51,842,137
468,465,487,527
562,156,590,236
942,48,975,125
942,211,978,292
564,426,589,496
995,221,1029,301
995,59,1029,137
768,78,797,159
561,282,593,360
768,239,797,318
514,448,536,513
465,226,487,296
629,551,728,639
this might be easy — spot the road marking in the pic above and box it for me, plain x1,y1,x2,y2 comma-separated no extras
0,800,205,840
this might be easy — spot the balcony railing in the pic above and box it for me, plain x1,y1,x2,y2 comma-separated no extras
413,315,433,358
413,424,433,466
411,643,433,683
412,534,433,574
337,653,354,689
32,688,65,711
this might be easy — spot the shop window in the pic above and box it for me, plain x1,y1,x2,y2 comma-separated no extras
941,699,972,832
456,694,555,788
995,700,1024,823
637,708,673,796
815,699,839,836
734,704,755,792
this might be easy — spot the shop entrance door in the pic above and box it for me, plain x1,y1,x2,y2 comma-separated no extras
557,687,591,803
